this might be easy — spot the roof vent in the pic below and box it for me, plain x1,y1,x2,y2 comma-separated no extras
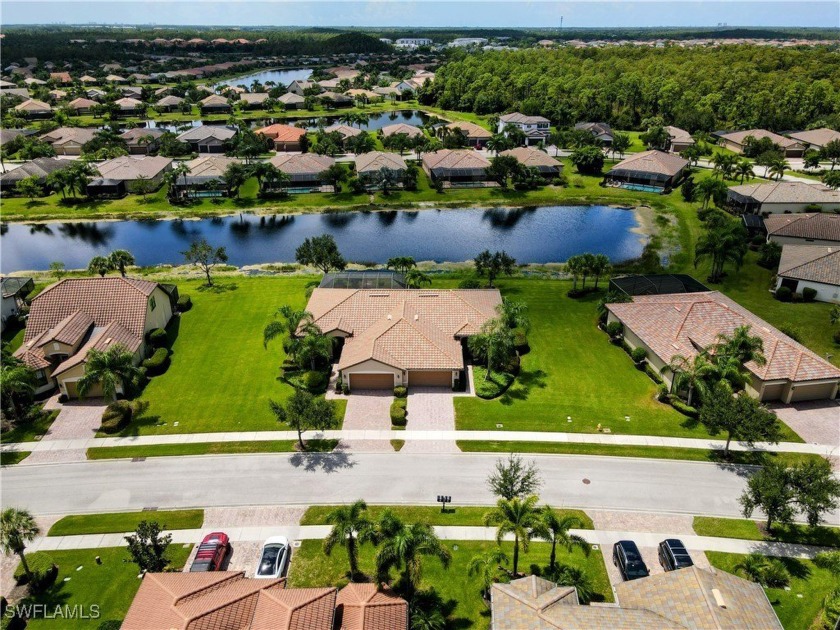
104,337,112,344
419,294,439,297
387,314,392,320
369,293,390,298
711,588,727,609
414,314,419,321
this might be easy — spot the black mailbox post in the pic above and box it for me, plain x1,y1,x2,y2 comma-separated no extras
437,495,452,513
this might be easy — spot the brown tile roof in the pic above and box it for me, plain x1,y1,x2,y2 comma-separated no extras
324,124,362,139
176,126,237,143
15,99,52,112
270,153,335,176
720,129,802,149
38,310,93,347
186,155,241,178
39,126,97,146
500,112,550,125
444,121,492,139
67,97,98,110
607,291,840,383
778,245,840,285
355,151,407,174
52,320,142,377
156,95,184,107
380,123,423,138
729,181,840,205
764,213,840,243
97,155,173,181
422,149,491,174
240,92,269,105
251,587,337,629
786,127,840,148
200,94,229,106
120,128,165,143
608,150,688,177
336,583,407,630
500,147,562,170
665,125,694,144
278,93,305,105
307,288,501,371
254,124,306,143
115,97,143,109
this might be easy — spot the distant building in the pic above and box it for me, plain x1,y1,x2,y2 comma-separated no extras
727,181,840,215
764,213,840,247
498,112,551,145
776,245,840,304
395,38,433,48
575,121,614,146
717,129,805,157
786,127,840,151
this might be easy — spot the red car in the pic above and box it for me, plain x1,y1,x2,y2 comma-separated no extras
189,532,230,572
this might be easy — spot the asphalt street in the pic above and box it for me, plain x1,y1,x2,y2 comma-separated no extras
1,452,754,518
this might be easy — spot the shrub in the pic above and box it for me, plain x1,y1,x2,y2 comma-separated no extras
342,383,350,395
778,323,803,343
100,400,133,433
458,278,482,289
348,177,365,194
757,242,782,269
14,553,56,586
669,397,698,418
335,376,343,394
147,327,167,348
57,393,68,403
390,398,407,426
142,347,170,376
433,178,444,193
802,287,817,303
760,559,790,588
791,292,803,303
512,327,528,349
630,347,647,364
393,385,407,398
803,203,823,213
774,286,792,302
605,321,623,339
504,353,521,375
834,329,840,345
303,370,328,392
177,294,192,312
656,383,669,402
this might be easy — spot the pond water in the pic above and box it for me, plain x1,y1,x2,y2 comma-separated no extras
0,206,646,272
215,68,313,89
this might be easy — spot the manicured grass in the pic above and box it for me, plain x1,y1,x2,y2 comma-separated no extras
48,510,204,536
0,451,30,465
300,505,594,529
17,545,192,630
457,440,820,465
289,539,611,629
87,438,339,459
1,410,59,444
694,517,840,548
707,551,837,630
1,317,26,353
390,439,405,451
472,366,515,399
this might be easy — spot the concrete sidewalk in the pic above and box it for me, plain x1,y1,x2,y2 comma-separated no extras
3,429,836,457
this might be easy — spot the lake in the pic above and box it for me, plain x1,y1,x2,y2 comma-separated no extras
0,206,646,272
215,68,313,88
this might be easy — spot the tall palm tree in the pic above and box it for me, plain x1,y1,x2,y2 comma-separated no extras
323,500,372,580
495,299,530,333
296,331,333,370
667,353,717,406
404,269,432,288
386,256,417,274
0,508,40,582
538,508,589,570
483,495,547,576
735,159,755,184
486,134,508,156
87,255,113,277
375,167,400,195
373,512,452,596
694,223,748,282
714,325,766,368
467,548,509,600
468,318,515,382
263,306,316,348
0,364,36,422
108,249,135,277
768,158,789,181
77,344,143,402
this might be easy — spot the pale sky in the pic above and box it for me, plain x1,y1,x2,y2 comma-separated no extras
2,1,838,28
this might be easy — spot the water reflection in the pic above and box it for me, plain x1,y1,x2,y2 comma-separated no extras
482,207,538,229
57,223,113,246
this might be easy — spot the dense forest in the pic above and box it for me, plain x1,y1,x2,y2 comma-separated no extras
421,46,840,131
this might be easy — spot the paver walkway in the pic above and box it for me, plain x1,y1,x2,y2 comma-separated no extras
22,399,105,465
403,388,459,453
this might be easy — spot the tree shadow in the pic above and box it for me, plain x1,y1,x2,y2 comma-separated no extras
196,282,238,293
712,459,759,479
288,450,356,473
499,369,548,405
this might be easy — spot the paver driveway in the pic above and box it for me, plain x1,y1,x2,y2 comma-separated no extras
403,387,459,453
23,399,106,464
770,400,840,447
337,390,393,452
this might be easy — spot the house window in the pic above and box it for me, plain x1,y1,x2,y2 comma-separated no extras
150,296,156,311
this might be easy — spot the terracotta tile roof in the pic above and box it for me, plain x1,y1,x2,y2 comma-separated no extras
67,97,98,110
307,288,501,371
185,155,241,178
270,153,334,176
720,129,802,148
97,155,173,181
15,99,52,112
608,150,688,178
254,124,306,142
200,94,229,106
251,587,337,629
38,310,94,347
355,151,407,174
764,213,840,243
115,97,143,109
786,127,840,148
500,147,562,170
278,93,305,105
52,320,142,377
240,93,269,105
324,124,362,139
381,123,423,138
443,121,492,139
336,583,407,630
422,149,491,174
778,245,840,285
156,95,184,106
729,181,840,205
39,126,97,146
607,291,840,383
665,125,694,144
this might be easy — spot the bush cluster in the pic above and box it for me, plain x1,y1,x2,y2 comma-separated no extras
774,286,792,302
303,370,328,392
802,287,817,303
14,554,58,593
390,398,407,426
605,321,623,339
512,327,528,350
669,397,698,418
177,294,192,312
393,385,407,398
458,278,482,289
146,327,167,348
100,400,133,433
142,347,170,376
630,347,647,364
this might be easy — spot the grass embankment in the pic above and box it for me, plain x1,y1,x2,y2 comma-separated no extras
300,505,594,529
86,439,339,459
0,451,30,465
48,509,204,536
288,539,611,630
694,516,840,548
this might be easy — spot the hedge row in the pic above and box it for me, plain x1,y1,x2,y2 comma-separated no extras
390,398,407,427
100,400,133,434
142,347,170,376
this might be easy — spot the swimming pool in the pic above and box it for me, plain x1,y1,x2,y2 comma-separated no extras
620,183,664,194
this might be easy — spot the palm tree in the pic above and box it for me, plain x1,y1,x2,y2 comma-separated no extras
589,254,610,289
296,331,333,370
486,134,508,156
694,223,747,282
375,167,400,195
323,500,372,580
734,553,768,583
386,256,417,273
263,306,316,348
108,249,135,277
538,507,589,570
495,298,530,333
0,508,40,582
711,153,736,179
77,344,143,402
768,157,789,181
467,548,509,600
735,159,755,184
87,255,113,277
667,353,716,406
483,495,547,576
409,601,446,630
405,269,432,288
695,177,728,210
468,318,515,382
0,364,36,422
373,512,452,596
714,325,766,368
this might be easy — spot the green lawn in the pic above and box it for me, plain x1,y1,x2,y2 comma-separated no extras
288,539,611,629
300,505,593,529
0,451,30,465
694,517,840,548
1,317,27,352
47,510,204,536
16,545,192,629
1,410,59,444
706,551,837,630
86,438,339,459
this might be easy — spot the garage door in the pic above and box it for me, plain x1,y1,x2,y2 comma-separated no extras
789,382,837,402
349,373,395,390
409,371,451,387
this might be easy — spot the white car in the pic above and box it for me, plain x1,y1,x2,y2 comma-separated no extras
254,536,289,579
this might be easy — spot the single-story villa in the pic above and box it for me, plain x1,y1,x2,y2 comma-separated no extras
440,121,492,148
500,146,562,177
786,127,840,151
605,150,689,190
199,94,231,114
665,125,695,152
277,92,305,109
305,285,502,389
49,71,72,84
319,91,353,108
113,97,145,116
269,153,335,191
239,92,269,108
422,149,492,186
66,97,98,114
176,125,236,153
765,213,840,247
174,155,241,196
79,75,98,84
121,572,407,630
727,181,840,215
95,155,173,192
323,123,362,140
606,290,840,402
121,86,143,99
254,123,307,151
1,276,34,333
574,121,614,146
0,157,71,192
776,245,840,304
86,88,106,101
119,128,165,154
105,74,128,84
13,277,174,397
14,99,53,118
155,95,184,112
381,122,423,139
39,126,97,155
346,88,382,103
498,112,550,145
717,129,805,157
491,569,781,629
373,86,401,99
287,79,317,96
355,151,407,183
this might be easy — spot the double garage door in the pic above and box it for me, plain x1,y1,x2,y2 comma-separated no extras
409,371,452,387
347,371,452,390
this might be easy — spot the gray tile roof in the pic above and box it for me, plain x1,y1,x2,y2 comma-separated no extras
764,213,840,243
778,245,840,285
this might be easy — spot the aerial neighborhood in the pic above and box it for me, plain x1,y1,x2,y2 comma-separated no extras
0,15,839,630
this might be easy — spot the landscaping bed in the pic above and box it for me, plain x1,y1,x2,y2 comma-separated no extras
48,510,204,536
1,410,59,444
472,366,516,399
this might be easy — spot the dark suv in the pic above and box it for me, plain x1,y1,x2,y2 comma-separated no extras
613,540,649,581
658,539,693,571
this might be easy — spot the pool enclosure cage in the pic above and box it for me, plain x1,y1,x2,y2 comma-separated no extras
319,270,407,289
609,274,709,297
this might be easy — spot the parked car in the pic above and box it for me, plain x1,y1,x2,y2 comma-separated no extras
658,538,693,571
189,531,230,572
613,540,649,581
255,536,290,579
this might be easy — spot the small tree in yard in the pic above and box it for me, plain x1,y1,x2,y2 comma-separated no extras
182,238,228,287
467,548,509,600
484,495,547,577
486,154,522,189
539,507,589,570
474,250,516,288
699,383,782,457
319,164,346,193
789,457,840,527
487,453,543,500
740,461,794,531
134,174,153,200
108,249,135,277
295,234,346,274
323,499,372,581
269,389,338,451
0,508,40,583
49,261,66,281
77,344,143,402
468,318,515,381
125,521,172,573
15,175,42,201
87,255,113,277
